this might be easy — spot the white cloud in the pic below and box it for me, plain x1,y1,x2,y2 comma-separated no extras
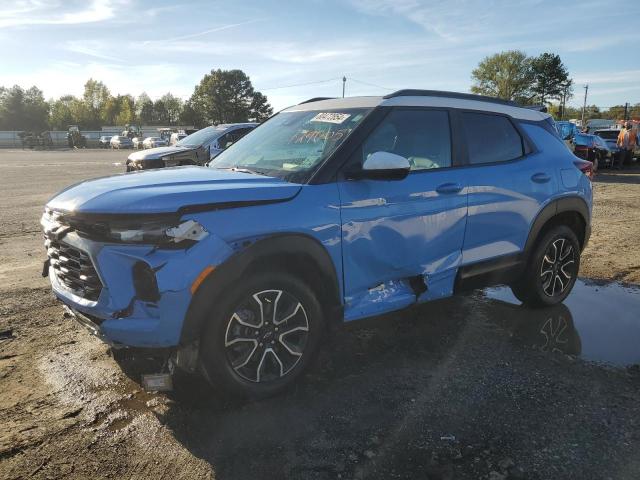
0,0,126,28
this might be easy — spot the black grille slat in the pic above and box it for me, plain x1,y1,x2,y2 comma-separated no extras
42,209,103,301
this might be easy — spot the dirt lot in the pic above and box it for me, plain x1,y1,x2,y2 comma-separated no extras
1,149,639,480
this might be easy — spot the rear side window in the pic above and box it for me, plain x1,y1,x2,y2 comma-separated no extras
362,109,452,171
461,112,524,165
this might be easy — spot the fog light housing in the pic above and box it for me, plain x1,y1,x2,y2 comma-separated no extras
132,261,160,302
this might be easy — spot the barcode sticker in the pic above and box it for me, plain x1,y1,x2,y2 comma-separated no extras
310,112,351,124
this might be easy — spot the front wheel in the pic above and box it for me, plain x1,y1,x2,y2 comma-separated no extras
199,272,324,398
511,225,580,307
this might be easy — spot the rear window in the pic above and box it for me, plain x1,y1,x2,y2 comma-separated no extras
461,112,524,165
595,130,619,140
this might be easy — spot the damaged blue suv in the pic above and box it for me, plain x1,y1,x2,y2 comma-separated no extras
42,90,592,397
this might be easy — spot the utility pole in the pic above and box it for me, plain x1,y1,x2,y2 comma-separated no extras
342,76,346,98
581,84,589,127
624,102,629,121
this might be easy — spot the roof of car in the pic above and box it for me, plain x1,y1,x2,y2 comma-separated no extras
284,90,551,122
214,123,259,130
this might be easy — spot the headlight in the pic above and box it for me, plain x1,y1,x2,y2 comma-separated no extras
105,219,208,246
162,156,180,167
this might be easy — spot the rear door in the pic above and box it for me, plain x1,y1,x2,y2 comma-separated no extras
338,108,468,320
457,111,556,270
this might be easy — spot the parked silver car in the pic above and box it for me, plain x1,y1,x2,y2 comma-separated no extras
110,135,134,149
99,135,112,148
125,123,257,171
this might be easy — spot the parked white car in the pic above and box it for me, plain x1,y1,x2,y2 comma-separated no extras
132,137,145,149
110,136,133,149
143,137,169,149
169,132,187,145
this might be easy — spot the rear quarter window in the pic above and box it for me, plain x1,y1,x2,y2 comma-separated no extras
461,112,524,165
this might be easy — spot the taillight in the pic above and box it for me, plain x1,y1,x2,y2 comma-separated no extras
574,159,593,180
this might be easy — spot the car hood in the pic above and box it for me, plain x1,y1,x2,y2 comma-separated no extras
128,145,195,161
47,166,301,214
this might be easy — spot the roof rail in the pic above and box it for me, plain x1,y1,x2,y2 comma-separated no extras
382,89,518,107
299,97,335,105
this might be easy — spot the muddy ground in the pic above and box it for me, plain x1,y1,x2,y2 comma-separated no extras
1,149,639,480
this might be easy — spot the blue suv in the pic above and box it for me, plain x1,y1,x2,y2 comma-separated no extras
42,90,592,397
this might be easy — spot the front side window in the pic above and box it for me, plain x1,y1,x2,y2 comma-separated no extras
362,109,452,170
461,112,524,165
209,108,371,182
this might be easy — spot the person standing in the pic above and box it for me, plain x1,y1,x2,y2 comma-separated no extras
627,123,638,165
616,125,629,169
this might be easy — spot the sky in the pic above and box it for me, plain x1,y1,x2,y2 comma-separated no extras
1,0,639,112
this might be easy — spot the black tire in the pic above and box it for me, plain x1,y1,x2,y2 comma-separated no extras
511,225,580,307
199,272,324,398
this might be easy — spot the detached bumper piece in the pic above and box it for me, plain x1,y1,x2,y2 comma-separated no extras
63,305,114,345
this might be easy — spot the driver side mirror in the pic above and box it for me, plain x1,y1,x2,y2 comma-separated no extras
347,151,411,180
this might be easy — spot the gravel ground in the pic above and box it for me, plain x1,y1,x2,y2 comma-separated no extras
1,149,639,480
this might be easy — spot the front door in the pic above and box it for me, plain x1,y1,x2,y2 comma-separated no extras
338,108,468,321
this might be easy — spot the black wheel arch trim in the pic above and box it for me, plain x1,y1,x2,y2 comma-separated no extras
524,196,590,255
180,233,342,345
455,196,590,293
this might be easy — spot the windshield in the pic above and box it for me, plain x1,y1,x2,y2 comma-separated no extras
176,126,222,147
208,108,371,182
556,122,574,140
574,134,593,146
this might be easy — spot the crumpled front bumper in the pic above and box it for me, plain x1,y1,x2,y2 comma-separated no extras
48,230,234,348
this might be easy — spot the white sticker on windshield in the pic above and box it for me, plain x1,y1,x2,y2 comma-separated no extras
310,112,351,124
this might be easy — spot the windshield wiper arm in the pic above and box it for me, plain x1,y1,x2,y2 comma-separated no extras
216,167,268,176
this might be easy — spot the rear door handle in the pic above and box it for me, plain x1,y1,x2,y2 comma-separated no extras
531,173,551,183
436,182,463,194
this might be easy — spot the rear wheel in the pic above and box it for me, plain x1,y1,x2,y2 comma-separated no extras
199,272,324,398
511,225,580,307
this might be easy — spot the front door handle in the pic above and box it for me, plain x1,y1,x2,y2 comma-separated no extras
531,172,551,183
436,182,463,194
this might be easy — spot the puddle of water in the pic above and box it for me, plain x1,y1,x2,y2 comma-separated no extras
483,279,640,366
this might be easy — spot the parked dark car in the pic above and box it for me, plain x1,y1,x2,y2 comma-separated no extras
594,129,623,166
125,123,257,171
573,133,611,170
98,136,112,148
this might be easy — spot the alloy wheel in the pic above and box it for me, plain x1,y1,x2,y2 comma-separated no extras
224,289,309,383
540,238,575,297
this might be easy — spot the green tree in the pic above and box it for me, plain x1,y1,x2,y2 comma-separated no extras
189,69,272,125
179,99,202,127
81,79,110,128
249,91,273,122
159,93,183,124
530,53,570,104
135,92,154,124
471,50,534,102
115,95,136,125
153,99,169,124
0,85,49,130
48,95,80,129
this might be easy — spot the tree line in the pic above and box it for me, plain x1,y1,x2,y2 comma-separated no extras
0,69,273,132
471,50,639,120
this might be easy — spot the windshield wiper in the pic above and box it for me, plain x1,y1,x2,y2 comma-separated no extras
216,167,269,176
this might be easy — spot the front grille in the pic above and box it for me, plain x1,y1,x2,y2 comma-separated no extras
42,210,103,301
